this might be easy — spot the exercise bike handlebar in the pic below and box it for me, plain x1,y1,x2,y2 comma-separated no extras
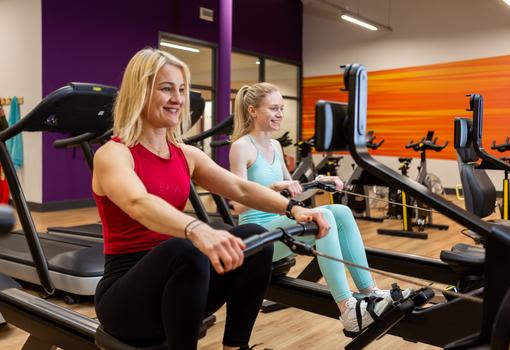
243,222,318,257
367,134,384,150
405,136,448,152
491,137,510,152
276,131,294,148
280,180,337,198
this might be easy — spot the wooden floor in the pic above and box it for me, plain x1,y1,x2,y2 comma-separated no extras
0,195,484,350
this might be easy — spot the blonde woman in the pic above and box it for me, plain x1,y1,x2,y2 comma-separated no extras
229,83,410,336
92,49,329,350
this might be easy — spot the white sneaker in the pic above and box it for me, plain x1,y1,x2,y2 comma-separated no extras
367,287,413,303
340,296,393,337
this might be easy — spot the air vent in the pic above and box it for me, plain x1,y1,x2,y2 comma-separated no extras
199,7,214,22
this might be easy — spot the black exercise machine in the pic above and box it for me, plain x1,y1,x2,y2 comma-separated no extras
454,95,510,232
405,131,449,230
378,131,449,239
313,64,510,349
0,83,114,299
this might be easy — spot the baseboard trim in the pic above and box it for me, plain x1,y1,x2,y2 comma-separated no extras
27,198,96,212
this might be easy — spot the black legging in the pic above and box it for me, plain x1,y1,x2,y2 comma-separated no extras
95,223,273,350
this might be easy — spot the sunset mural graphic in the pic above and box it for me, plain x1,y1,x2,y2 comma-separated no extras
302,55,510,160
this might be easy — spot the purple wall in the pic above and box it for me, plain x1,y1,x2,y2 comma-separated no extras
233,0,302,62
41,0,302,202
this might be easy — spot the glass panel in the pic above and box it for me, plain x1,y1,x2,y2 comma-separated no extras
265,59,298,97
231,52,259,90
183,89,214,157
194,88,212,101
159,37,213,87
273,98,298,172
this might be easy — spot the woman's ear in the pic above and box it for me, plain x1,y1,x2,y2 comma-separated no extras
247,105,256,119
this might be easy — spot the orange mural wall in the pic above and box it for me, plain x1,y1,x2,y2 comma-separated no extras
302,55,510,160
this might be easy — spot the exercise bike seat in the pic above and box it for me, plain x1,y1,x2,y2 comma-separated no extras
439,243,484,276
95,326,167,350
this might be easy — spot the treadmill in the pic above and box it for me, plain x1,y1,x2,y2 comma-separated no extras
0,83,116,297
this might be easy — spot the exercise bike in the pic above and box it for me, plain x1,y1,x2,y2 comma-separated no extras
379,131,449,239
491,137,510,220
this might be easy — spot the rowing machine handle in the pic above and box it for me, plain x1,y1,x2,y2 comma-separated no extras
243,222,319,257
280,180,336,198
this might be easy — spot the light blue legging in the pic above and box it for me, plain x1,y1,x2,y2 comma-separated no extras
259,204,374,302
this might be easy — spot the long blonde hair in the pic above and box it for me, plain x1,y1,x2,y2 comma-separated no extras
231,82,279,142
113,48,191,146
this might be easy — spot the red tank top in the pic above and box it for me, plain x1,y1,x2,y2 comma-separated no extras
94,139,191,254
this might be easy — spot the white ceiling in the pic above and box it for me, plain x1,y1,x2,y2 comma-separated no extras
303,0,510,35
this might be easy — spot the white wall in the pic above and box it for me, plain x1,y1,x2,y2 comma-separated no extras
304,0,510,189
0,0,42,202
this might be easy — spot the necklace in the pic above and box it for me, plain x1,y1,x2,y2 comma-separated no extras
140,140,171,159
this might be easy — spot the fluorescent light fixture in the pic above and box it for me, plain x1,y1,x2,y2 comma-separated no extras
341,14,378,31
160,42,200,53
504,0,510,6
256,60,260,65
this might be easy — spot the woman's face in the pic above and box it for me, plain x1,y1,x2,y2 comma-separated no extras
250,91,284,132
144,64,185,129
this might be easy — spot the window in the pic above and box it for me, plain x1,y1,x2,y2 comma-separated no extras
231,52,259,90
265,59,300,163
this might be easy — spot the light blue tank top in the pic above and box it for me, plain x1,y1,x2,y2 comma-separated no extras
239,135,284,226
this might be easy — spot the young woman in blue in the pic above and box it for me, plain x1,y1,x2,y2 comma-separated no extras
229,82,410,335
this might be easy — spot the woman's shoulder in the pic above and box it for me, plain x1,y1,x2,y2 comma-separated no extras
94,140,132,165
231,135,253,149
230,136,257,165
270,138,284,153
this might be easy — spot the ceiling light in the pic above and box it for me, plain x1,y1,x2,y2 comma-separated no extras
160,42,200,53
256,60,260,65
504,0,510,6
315,0,392,31
341,14,378,31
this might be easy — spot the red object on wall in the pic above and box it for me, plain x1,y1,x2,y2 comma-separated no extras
0,106,10,203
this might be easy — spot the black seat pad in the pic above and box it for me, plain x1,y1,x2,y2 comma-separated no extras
440,243,484,276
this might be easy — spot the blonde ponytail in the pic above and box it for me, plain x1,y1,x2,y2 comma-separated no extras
231,82,279,142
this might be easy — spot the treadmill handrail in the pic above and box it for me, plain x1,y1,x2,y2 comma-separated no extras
470,94,510,172
0,142,54,294
53,132,99,149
